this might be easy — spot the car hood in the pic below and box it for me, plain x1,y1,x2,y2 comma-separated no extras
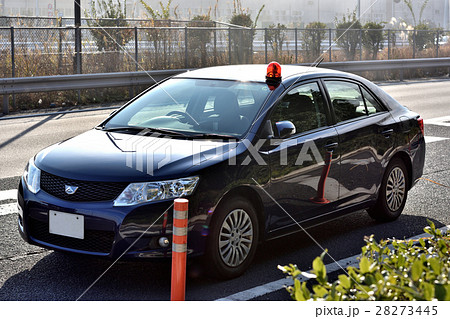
35,129,238,182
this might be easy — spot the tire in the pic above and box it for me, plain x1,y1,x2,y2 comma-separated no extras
368,158,409,222
204,197,259,279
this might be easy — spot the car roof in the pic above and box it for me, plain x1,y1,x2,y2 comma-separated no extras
174,64,349,83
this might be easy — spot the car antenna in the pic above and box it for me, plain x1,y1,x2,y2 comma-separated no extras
311,56,324,68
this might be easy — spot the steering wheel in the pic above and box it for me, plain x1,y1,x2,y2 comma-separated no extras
166,111,199,127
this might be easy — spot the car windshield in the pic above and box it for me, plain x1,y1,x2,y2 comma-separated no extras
104,78,271,138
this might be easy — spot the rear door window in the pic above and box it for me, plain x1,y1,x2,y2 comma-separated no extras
360,86,385,115
325,80,367,123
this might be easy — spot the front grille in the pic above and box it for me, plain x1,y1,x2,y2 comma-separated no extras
40,170,128,202
29,217,115,254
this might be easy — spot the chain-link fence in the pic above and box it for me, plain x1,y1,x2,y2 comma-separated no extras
1,26,449,79
1,24,449,112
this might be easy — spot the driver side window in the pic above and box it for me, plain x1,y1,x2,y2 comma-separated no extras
271,82,328,136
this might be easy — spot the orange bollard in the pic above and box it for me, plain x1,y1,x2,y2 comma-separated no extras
171,198,189,301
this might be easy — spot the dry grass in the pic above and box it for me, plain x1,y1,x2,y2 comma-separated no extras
2,30,450,111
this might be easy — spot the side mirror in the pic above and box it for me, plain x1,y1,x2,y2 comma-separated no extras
275,120,296,139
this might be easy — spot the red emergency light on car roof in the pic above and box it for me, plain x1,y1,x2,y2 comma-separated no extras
266,61,282,90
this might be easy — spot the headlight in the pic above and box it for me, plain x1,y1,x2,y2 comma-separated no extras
23,158,41,194
114,176,199,206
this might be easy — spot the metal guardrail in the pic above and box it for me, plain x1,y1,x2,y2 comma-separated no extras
2,58,450,115
0,69,184,115
0,69,184,95
317,57,450,73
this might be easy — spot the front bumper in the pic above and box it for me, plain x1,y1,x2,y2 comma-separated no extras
18,177,207,259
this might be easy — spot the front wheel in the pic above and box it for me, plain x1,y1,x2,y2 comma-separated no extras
204,197,259,279
368,158,409,222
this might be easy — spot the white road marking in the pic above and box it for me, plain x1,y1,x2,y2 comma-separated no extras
217,225,450,301
424,115,450,127
0,189,17,201
0,203,18,216
425,136,449,143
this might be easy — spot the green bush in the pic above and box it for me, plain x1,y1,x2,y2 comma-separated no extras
362,22,385,60
279,220,450,301
266,23,287,61
335,12,362,61
409,24,439,51
301,22,327,62
188,15,215,67
228,1,264,64
86,0,133,53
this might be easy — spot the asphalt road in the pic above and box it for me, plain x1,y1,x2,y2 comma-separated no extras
0,78,449,301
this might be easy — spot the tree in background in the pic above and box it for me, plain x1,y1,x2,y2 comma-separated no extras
229,0,264,64
140,0,173,21
86,0,133,72
188,13,215,67
362,22,385,60
410,23,439,51
403,0,436,51
266,23,287,61
335,11,362,61
403,0,429,28
301,22,327,62
139,0,175,68
86,0,132,52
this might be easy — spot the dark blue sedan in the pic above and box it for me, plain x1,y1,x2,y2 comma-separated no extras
18,63,425,278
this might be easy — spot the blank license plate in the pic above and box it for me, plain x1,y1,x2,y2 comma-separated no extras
49,211,84,239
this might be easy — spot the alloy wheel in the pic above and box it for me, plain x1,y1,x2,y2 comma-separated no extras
385,167,406,212
218,209,254,267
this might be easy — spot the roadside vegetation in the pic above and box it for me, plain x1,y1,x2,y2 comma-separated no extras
279,220,450,301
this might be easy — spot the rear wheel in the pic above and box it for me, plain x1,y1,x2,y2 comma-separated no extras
368,158,409,222
205,197,259,279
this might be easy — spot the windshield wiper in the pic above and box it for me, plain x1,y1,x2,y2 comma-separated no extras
98,126,238,139
188,133,238,140
99,126,145,132
99,126,188,137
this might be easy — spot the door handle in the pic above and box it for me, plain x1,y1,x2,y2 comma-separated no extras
381,129,394,137
325,142,338,151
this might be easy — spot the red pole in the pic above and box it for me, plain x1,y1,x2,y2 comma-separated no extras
171,198,189,301
310,151,333,204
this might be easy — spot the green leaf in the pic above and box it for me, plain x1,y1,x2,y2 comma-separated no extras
301,281,311,300
313,256,327,284
338,274,351,289
293,279,306,301
320,249,328,260
427,219,436,230
397,253,406,268
419,238,425,247
435,284,450,301
359,256,371,274
421,282,434,301
313,285,328,298
428,258,441,275
411,259,423,282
